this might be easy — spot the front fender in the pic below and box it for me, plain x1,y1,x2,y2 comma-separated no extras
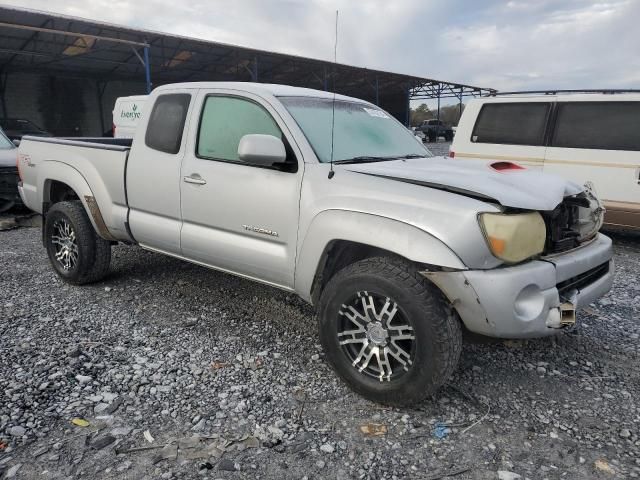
294,209,466,302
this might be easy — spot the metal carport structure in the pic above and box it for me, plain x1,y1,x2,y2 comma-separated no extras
0,6,495,135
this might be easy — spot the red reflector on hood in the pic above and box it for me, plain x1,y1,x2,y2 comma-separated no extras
490,161,525,172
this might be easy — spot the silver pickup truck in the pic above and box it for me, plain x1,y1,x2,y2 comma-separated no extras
17,82,614,405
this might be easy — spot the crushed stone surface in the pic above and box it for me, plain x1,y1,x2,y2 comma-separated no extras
1,225,638,479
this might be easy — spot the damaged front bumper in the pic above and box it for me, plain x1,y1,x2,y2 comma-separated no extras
423,233,614,338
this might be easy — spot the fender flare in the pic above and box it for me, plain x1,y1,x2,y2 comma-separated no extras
39,161,116,241
294,209,467,302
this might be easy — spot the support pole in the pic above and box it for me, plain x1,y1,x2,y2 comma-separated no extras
405,85,410,126
458,88,463,124
0,72,7,119
253,56,258,82
143,46,151,94
96,81,106,135
436,85,441,124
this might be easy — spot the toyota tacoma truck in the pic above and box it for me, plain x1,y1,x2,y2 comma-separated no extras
17,82,614,405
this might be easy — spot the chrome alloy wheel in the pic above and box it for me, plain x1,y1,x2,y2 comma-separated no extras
337,291,416,382
51,218,79,271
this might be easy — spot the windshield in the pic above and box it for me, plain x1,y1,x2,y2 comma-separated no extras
280,96,432,163
0,129,13,150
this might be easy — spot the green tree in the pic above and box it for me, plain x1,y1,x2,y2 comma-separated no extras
411,103,466,127
438,104,465,126
410,103,432,126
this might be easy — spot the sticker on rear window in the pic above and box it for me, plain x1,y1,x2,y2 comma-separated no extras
363,108,389,119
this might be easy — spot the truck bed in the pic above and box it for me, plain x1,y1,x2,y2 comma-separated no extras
18,136,133,242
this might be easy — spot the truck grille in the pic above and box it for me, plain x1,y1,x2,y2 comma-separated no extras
557,262,609,295
0,167,19,196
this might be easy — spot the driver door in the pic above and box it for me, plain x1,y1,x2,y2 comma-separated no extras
179,90,303,289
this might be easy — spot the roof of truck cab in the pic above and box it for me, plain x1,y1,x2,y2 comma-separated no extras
153,82,367,103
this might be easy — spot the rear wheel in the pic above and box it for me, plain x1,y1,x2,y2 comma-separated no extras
318,257,462,406
45,201,111,285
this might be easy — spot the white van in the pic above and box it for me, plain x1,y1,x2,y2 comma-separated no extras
451,92,640,229
112,95,147,139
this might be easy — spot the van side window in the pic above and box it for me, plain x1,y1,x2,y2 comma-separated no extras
197,96,283,163
471,103,551,146
145,94,191,154
552,102,640,151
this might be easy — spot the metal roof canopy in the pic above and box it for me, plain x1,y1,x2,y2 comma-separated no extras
0,6,495,124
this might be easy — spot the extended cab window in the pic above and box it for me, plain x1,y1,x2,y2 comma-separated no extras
197,96,282,162
145,94,191,154
472,102,551,146
552,101,640,151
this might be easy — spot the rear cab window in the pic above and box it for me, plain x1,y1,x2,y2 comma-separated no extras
472,102,551,146
145,94,191,154
552,101,640,151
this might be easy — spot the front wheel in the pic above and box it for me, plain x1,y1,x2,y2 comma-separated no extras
44,201,111,285
317,257,462,406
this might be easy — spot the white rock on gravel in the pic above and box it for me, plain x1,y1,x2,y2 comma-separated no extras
320,443,335,454
498,472,522,480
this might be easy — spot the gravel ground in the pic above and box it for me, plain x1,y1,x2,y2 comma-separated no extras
0,221,638,480
424,140,450,158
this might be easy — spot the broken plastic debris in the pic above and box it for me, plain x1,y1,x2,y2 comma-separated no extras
433,422,450,439
143,430,155,443
71,418,90,427
359,423,387,437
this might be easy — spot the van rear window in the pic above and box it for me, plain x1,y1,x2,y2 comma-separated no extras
551,102,640,151
145,94,191,154
471,102,551,146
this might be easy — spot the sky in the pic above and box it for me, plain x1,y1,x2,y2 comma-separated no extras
6,0,640,107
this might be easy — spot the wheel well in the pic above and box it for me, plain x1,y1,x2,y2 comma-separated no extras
310,240,406,305
45,180,79,211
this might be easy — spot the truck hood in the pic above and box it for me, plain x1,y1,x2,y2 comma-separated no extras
344,157,583,211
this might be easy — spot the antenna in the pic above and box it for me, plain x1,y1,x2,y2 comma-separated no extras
328,10,338,179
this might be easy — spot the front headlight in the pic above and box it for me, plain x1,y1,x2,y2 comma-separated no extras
479,212,546,263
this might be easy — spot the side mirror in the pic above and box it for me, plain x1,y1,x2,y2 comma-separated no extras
12,139,20,147
238,134,286,167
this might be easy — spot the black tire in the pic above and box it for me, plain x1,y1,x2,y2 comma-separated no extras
44,201,111,285
444,133,453,142
428,133,437,143
317,256,462,406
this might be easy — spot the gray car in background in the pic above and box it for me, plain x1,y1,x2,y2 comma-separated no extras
0,128,21,212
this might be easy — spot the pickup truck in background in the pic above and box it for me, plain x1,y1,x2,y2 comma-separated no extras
415,119,454,142
17,82,614,405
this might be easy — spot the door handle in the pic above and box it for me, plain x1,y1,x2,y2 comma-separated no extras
183,175,207,185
